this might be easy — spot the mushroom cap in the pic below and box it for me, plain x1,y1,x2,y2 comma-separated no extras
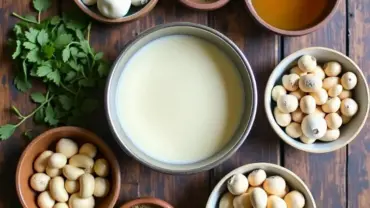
301,114,327,139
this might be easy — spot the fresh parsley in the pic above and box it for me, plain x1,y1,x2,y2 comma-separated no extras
0,0,110,140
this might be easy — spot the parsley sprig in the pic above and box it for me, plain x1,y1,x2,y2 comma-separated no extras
0,0,110,140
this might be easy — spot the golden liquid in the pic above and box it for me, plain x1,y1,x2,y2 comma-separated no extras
251,0,332,31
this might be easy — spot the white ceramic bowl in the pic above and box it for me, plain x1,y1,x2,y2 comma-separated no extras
206,163,316,208
265,47,369,153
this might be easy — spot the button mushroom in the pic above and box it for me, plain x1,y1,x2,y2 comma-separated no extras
341,72,357,90
323,77,340,90
324,61,342,77
219,192,234,208
301,114,327,139
298,74,322,92
322,97,341,113
282,74,300,91
248,169,267,187
299,135,316,144
290,66,307,76
298,55,317,72
250,188,268,208
338,90,352,100
310,88,328,105
277,94,299,113
30,173,50,192
284,191,305,208
97,0,131,19
274,107,292,127
328,84,343,97
267,195,288,208
272,85,287,102
311,66,325,80
233,193,253,208
340,98,358,117
131,0,148,6
325,113,342,129
341,114,352,124
227,173,249,195
312,107,326,118
319,129,340,142
285,122,303,138
300,95,316,114
263,176,286,196
289,90,306,100
82,0,97,6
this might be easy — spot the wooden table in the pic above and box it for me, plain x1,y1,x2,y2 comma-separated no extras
0,0,369,207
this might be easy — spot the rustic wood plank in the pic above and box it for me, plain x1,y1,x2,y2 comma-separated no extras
61,1,210,207
283,1,347,208
208,0,281,185
0,1,59,208
347,0,370,207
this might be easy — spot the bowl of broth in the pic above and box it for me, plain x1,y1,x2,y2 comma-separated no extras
106,22,257,174
245,0,341,36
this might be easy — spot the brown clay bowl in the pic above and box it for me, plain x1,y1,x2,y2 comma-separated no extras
244,0,341,36
179,0,230,11
73,0,158,23
16,126,121,208
120,197,174,208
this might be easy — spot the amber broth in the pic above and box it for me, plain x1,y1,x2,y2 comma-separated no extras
251,0,333,31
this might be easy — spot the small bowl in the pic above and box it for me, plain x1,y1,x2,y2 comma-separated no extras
120,197,174,208
106,22,257,174
206,163,316,207
244,0,341,36
265,47,369,153
179,0,230,11
73,0,158,23
16,126,121,208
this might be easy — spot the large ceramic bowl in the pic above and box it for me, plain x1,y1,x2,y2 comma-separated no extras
206,163,316,208
265,47,369,153
106,22,257,174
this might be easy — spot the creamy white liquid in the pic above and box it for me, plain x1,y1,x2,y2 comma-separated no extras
116,35,244,164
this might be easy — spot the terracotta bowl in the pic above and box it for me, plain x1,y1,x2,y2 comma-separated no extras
120,197,174,208
265,47,369,153
179,0,230,11
206,163,316,208
73,0,158,23
16,126,121,208
244,0,341,36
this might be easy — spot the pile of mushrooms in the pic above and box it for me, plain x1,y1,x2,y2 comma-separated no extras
271,55,359,144
82,0,149,19
30,139,111,208
219,169,305,208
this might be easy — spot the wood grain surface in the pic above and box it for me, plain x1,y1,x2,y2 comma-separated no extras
0,0,368,208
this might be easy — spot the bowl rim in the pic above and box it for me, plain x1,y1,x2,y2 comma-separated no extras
264,47,370,153
105,22,258,174
206,162,316,208
120,197,174,208
73,0,158,23
15,126,121,208
179,0,231,11
244,0,342,36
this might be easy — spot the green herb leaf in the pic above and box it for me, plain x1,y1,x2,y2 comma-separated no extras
70,47,78,56
50,16,61,25
24,130,34,140
31,92,46,103
26,49,41,63
23,42,37,50
44,104,58,126
97,62,109,77
37,29,49,46
24,14,37,22
78,79,95,87
42,44,55,59
46,70,61,85
0,124,17,140
68,60,80,71
58,95,73,110
79,40,90,54
94,52,104,61
36,65,52,77
13,25,22,36
55,34,73,49
34,107,45,123
14,75,32,92
62,47,70,62
25,28,39,43
65,71,76,81
33,0,52,12
12,40,22,59
75,29,84,41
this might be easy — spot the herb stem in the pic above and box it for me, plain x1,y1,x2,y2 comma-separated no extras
12,13,39,24
87,22,92,43
61,83,77,95
38,12,41,23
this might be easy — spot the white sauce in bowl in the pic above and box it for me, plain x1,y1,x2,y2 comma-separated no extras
116,35,244,164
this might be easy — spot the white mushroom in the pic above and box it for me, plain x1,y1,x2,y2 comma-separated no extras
272,85,287,102
323,77,340,90
319,129,340,142
324,61,342,77
313,107,326,118
322,97,341,113
325,113,342,129
290,66,307,76
298,74,322,92
340,98,358,116
131,0,149,6
284,191,305,208
289,90,306,100
341,72,357,90
227,173,249,195
338,90,352,100
274,107,292,127
263,176,286,196
299,135,316,144
291,109,304,123
277,94,299,113
282,74,300,91
219,192,234,208
248,169,267,186
341,114,352,124
311,66,325,80
233,193,253,208
267,195,288,208
301,114,327,139
310,88,328,105
298,55,317,72
328,84,343,97
250,188,268,208
82,0,97,6
285,122,303,138
97,0,131,19
300,95,316,114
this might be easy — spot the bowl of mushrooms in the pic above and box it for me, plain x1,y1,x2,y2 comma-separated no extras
206,163,316,208
16,126,121,208
265,47,369,153
74,0,158,23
